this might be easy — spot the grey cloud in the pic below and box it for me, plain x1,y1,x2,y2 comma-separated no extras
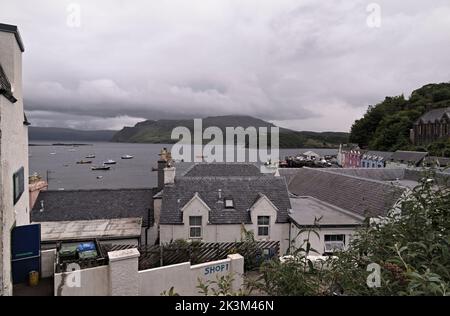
1,0,449,132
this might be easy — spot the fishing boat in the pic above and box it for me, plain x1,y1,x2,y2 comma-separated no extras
91,165,110,171
103,159,117,165
76,160,93,164
121,155,134,159
86,154,96,159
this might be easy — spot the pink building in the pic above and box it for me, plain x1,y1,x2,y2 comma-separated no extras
342,150,363,168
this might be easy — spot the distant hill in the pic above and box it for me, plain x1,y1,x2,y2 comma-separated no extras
349,82,450,156
29,127,117,142
112,115,349,148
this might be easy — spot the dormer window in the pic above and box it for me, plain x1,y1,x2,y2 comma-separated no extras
224,198,234,209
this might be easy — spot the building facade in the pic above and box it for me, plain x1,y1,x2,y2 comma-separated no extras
159,164,292,254
0,23,29,296
411,107,450,145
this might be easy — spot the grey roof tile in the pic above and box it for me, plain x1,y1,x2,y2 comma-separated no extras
31,188,154,226
415,107,450,124
390,151,428,164
287,168,405,217
160,176,291,225
183,163,261,177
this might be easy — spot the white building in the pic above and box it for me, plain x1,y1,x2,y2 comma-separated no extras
288,196,363,254
280,167,412,254
159,163,292,254
0,23,29,296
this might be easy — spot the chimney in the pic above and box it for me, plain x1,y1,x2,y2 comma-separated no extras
157,147,173,191
157,159,167,191
29,175,48,210
164,167,176,185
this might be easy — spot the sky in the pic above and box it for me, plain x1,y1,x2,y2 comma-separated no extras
1,0,450,132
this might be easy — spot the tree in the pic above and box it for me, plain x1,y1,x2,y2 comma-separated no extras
257,172,450,296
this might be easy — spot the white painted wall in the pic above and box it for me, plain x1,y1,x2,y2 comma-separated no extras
289,223,357,255
54,265,110,296
54,250,244,296
139,254,244,296
41,249,56,279
0,28,28,296
160,194,290,254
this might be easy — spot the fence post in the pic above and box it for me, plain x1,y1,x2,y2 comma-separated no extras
108,248,140,296
227,254,244,292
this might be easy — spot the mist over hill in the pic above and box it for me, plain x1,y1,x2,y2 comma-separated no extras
112,115,349,148
28,126,117,142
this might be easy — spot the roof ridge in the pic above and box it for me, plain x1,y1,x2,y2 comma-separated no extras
43,188,153,193
302,167,407,189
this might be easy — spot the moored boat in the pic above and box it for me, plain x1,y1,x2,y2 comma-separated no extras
86,154,96,159
91,165,111,171
121,155,134,159
76,160,93,164
103,159,117,165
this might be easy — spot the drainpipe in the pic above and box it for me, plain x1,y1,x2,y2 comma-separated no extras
288,221,292,255
145,208,152,246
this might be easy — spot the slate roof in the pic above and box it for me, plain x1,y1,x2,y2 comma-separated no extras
390,151,428,165
319,168,405,181
38,217,143,242
183,163,261,177
415,107,450,124
160,176,291,224
364,151,394,160
289,196,363,227
287,168,406,217
278,168,303,186
31,188,153,226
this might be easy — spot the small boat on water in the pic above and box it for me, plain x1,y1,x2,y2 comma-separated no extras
91,165,111,171
50,152,56,155
121,155,134,160
86,154,96,159
77,160,93,164
103,159,117,165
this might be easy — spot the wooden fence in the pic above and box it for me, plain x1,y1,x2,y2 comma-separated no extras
135,241,280,271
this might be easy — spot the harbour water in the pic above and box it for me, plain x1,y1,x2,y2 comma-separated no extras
29,142,337,190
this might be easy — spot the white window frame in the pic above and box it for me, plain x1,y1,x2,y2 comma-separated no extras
324,234,345,253
189,216,202,239
257,216,270,237
224,199,234,208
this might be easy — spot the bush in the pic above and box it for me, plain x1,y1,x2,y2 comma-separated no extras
258,172,450,296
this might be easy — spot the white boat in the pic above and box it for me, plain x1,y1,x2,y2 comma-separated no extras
103,159,117,165
86,154,96,159
121,155,134,159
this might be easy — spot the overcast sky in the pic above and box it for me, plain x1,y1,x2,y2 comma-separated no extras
1,0,450,132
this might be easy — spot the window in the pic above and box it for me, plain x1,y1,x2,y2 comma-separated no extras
189,216,202,239
224,198,234,208
324,234,345,253
257,216,270,237
13,167,25,205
